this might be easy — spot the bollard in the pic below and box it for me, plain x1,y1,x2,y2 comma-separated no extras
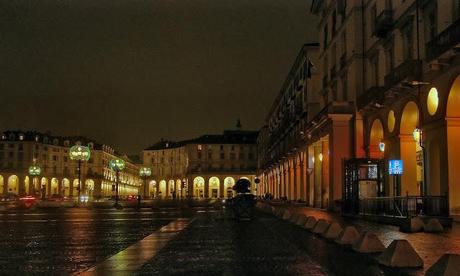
377,240,423,268
352,232,386,253
282,210,292,220
322,222,343,240
426,254,460,276
335,226,360,245
400,217,424,233
424,218,444,233
296,214,308,226
312,219,330,234
304,216,317,230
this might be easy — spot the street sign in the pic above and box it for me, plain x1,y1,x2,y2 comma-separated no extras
389,159,403,175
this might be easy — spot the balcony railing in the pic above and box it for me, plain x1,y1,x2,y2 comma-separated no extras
359,196,449,218
426,17,460,61
384,59,422,88
357,86,385,110
374,10,393,38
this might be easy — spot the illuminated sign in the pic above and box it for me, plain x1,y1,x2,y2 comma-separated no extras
389,160,403,175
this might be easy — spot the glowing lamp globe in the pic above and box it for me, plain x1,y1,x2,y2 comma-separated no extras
28,165,41,176
139,167,152,177
69,145,91,161
109,158,126,171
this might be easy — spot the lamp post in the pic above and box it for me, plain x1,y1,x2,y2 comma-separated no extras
28,164,41,196
69,145,91,206
139,167,152,197
109,158,125,209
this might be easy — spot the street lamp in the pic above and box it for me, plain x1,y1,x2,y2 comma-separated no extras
28,163,41,196
139,167,152,198
69,145,91,205
109,158,125,209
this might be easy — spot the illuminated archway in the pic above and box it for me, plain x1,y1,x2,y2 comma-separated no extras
72,179,79,197
193,177,205,198
369,119,384,159
209,177,220,198
7,175,19,195
159,180,167,198
446,75,460,213
50,178,59,196
399,101,422,196
224,177,235,198
85,179,95,197
168,180,175,198
176,179,182,198
62,178,70,197
0,175,4,194
24,176,30,195
149,180,157,198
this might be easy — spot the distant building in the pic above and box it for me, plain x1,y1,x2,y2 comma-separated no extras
142,127,259,198
0,130,142,199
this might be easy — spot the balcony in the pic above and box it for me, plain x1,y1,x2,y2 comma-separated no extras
426,17,460,62
384,59,422,88
357,86,385,110
374,10,393,38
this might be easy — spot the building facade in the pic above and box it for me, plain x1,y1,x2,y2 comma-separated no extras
258,0,460,216
142,129,259,199
0,130,142,200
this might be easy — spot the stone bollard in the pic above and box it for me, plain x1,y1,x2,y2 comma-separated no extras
282,210,293,220
352,232,386,253
312,219,331,234
275,208,284,218
322,222,343,240
304,216,317,230
296,214,308,226
426,254,460,276
424,218,444,233
400,217,424,233
335,226,360,245
289,213,300,223
377,240,423,268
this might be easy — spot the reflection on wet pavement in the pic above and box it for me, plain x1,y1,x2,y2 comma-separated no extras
81,218,192,275
0,208,191,274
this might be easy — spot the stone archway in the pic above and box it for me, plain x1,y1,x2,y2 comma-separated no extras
399,101,422,196
86,179,95,197
224,177,235,198
446,75,460,214
50,178,59,196
208,177,220,198
62,178,70,197
193,177,205,198
159,180,167,198
369,119,384,159
0,175,4,195
7,175,19,195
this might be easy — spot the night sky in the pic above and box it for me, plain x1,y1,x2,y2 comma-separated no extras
1,0,317,154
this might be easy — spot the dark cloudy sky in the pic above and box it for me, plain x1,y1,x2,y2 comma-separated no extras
0,0,317,154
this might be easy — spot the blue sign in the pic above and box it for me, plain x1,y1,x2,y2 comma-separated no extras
389,160,403,175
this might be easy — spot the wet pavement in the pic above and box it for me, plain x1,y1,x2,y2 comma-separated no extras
0,205,199,274
0,200,455,275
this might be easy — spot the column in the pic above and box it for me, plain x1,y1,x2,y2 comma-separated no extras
399,134,419,195
329,114,352,210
